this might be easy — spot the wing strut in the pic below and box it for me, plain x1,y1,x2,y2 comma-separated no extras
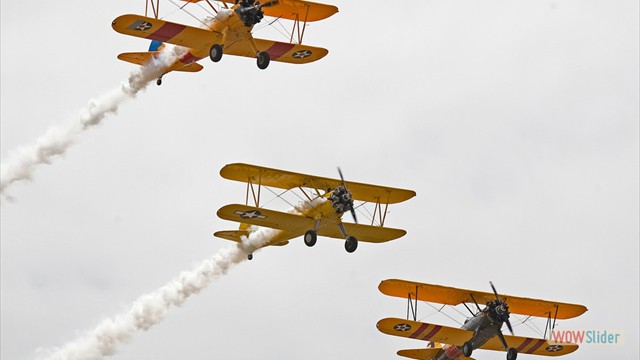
245,176,262,207
289,5,311,44
146,0,160,18
406,285,419,321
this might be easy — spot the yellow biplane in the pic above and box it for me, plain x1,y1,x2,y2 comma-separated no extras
112,0,338,84
377,279,588,360
214,163,416,259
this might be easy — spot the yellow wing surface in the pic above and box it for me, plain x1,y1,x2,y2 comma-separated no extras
112,15,327,64
112,14,221,50
220,163,416,204
397,348,474,360
216,204,407,242
183,0,339,22
378,280,587,319
377,318,579,357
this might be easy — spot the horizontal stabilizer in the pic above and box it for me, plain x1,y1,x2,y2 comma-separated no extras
213,230,289,246
117,52,203,72
398,348,474,360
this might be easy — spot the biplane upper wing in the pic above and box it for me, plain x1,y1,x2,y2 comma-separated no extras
378,279,587,319
220,163,416,204
377,318,473,346
186,0,339,22
480,334,579,356
112,14,223,50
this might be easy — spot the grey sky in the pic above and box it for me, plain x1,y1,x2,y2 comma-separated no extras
1,0,638,359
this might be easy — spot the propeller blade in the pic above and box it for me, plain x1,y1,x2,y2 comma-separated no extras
490,281,501,301
496,330,509,351
337,167,346,186
260,0,279,7
350,208,358,224
505,318,514,335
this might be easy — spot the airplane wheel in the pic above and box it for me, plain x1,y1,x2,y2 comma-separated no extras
304,230,317,247
257,51,270,69
209,44,223,62
345,236,358,253
506,348,517,360
247,253,253,260
462,341,473,357
156,78,162,86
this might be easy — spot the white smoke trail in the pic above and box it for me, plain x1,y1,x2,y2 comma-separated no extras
38,227,275,360
0,46,187,199
37,200,323,360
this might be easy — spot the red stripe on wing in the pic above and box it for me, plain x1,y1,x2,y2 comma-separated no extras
421,325,443,341
525,339,546,354
516,338,533,352
266,42,295,60
179,51,203,64
147,23,186,42
409,323,429,339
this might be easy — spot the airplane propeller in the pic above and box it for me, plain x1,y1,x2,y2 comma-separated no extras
336,167,358,224
490,281,514,335
235,0,278,26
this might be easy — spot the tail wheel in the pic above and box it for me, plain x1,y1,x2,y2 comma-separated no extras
304,230,317,247
345,236,358,253
257,51,270,69
247,253,253,261
209,44,223,62
462,342,473,357
156,78,162,86
506,348,517,360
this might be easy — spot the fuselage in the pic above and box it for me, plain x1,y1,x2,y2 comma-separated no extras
171,8,252,70
433,311,503,360
261,195,343,246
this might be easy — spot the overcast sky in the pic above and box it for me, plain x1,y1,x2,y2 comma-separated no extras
1,0,638,359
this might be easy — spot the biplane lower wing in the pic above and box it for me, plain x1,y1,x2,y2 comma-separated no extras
378,280,588,319
117,52,204,72
397,348,474,360
217,204,312,234
378,318,578,357
317,223,406,243
481,334,578,356
217,204,406,242
377,318,473,346
223,39,328,64
112,14,222,50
